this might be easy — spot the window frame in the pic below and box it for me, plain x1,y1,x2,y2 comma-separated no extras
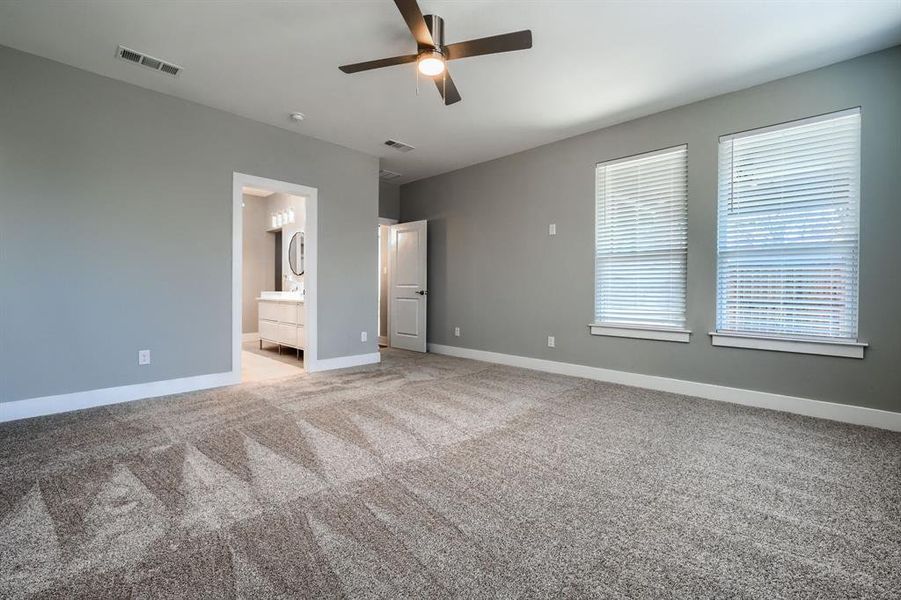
590,144,691,343
710,108,866,359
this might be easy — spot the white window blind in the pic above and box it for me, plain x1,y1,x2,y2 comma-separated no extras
716,109,860,341
594,146,688,329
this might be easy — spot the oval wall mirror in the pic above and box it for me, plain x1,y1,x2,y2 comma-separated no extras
288,231,304,276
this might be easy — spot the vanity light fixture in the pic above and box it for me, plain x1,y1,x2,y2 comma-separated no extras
287,208,296,224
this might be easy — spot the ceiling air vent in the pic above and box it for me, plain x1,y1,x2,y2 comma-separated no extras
379,169,403,181
119,47,142,63
384,139,415,153
116,45,182,77
159,63,182,76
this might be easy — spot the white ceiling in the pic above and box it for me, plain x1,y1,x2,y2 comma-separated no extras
2,1,900,183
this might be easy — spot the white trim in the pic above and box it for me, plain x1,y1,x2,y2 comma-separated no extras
589,324,690,343
313,352,381,372
242,332,259,343
710,332,866,359
233,173,319,374
427,344,900,432
378,217,399,225
0,371,239,423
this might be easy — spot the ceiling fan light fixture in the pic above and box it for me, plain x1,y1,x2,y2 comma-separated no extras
337,0,533,106
417,50,446,77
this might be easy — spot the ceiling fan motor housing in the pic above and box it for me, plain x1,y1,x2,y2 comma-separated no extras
423,14,445,49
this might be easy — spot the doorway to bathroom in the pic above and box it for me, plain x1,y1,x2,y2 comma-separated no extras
232,173,319,383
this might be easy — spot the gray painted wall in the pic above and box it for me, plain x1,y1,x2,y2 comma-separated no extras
241,194,276,333
401,46,901,413
379,182,400,220
0,45,379,403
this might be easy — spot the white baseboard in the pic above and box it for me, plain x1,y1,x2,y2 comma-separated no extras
242,332,259,343
428,343,901,432
0,371,240,424
308,352,381,373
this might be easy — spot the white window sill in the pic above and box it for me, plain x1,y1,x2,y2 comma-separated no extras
589,324,691,343
709,332,866,359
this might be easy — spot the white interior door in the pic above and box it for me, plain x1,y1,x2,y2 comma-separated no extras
389,220,427,352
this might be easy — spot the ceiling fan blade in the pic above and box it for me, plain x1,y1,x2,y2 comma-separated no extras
394,0,434,47
445,30,532,61
339,53,418,74
434,70,462,105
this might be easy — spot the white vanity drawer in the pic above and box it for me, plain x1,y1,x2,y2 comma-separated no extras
258,301,281,322
259,319,279,342
279,303,299,324
294,305,304,325
259,300,302,325
276,323,296,346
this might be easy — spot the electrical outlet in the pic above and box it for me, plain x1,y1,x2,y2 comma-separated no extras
138,349,151,365
548,223,557,236
547,336,555,348
361,331,368,342
454,327,460,337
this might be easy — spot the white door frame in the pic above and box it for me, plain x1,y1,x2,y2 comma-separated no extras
378,217,398,347
232,172,320,374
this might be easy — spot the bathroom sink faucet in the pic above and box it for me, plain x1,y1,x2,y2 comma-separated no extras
283,274,303,294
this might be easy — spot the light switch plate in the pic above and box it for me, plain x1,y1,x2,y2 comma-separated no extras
548,223,557,236
361,331,368,342
138,349,151,365
454,327,460,337
547,336,555,348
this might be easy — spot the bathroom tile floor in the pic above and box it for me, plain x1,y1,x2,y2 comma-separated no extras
241,341,304,382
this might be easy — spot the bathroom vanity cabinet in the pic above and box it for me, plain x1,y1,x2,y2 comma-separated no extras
258,297,305,357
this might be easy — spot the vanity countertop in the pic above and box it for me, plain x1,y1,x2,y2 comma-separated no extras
257,296,304,304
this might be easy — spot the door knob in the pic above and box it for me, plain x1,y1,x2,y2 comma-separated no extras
417,290,428,296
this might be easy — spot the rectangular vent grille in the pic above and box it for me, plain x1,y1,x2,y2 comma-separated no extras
379,169,403,181
120,48,142,63
384,139,415,153
117,45,182,77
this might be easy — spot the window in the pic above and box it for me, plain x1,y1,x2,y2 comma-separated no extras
592,145,689,342
713,108,866,358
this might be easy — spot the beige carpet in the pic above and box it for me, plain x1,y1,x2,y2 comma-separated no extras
0,349,899,598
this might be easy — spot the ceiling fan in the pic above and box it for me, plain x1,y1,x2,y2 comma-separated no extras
339,0,532,105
